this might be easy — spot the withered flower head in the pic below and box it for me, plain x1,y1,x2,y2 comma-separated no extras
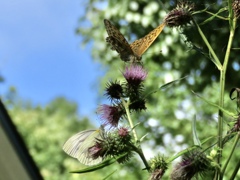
164,1,195,27
233,0,240,18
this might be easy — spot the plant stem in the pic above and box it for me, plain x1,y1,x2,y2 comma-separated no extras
218,9,236,180
121,98,149,170
121,98,138,141
229,155,240,180
130,143,150,171
221,133,240,176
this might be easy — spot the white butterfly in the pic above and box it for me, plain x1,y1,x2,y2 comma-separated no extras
63,126,104,166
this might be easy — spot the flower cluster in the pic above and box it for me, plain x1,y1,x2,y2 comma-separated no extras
98,64,147,128
85,64,148,164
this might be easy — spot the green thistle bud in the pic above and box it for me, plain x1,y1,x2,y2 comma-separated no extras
149,155,168,180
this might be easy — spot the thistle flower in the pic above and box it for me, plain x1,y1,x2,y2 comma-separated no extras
98,104,124,127
123,65,147,86
88,141,105,160
170,150,214,180
164,1,195,27
149,155,168,180
105,81,123,101
233,0,240,18
118,127,130,138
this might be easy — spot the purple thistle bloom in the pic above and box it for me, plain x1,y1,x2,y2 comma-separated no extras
98,104,123,127
123,65,147,86
88,142,104,160
118,127,129,137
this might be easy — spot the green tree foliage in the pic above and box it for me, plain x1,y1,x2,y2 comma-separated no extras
3,90,97,179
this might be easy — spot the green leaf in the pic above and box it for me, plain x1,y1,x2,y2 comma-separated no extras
192,116,201,146
198,7,228,25
102,169,118,180
70,153,127,174
167,145,200,163
192,91,236,118
144,76,188,98
159,76,188,90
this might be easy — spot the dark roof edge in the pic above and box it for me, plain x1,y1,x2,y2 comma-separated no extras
0,99,43,180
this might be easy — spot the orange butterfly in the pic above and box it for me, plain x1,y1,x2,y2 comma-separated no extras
104,19,165,62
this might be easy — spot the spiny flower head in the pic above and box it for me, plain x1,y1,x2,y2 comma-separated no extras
118,127,130,138
164,1,195,27
129,98,147,112
149,155,168,180
105,81,123,101
123,65,147,87
88,141,106,160
170,150,214,180
98,104,124,127
102,128,133,163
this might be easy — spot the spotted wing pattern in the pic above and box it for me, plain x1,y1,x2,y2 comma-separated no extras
104,19,138,62
130,22,165,57
104,19,165,62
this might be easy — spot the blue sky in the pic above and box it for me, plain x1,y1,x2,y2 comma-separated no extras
0,0,103,119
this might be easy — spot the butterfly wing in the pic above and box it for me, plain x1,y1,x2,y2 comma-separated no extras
104,19,131,49
77,129,103,165
63,129,103,165
104,19,138,61
130,23,165,56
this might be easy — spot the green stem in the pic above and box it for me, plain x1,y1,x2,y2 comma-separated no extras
221,133,240,176
121,98,149,170
131,144,150,171
218,11,236,180
229,155,240,180
121,98,138,141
